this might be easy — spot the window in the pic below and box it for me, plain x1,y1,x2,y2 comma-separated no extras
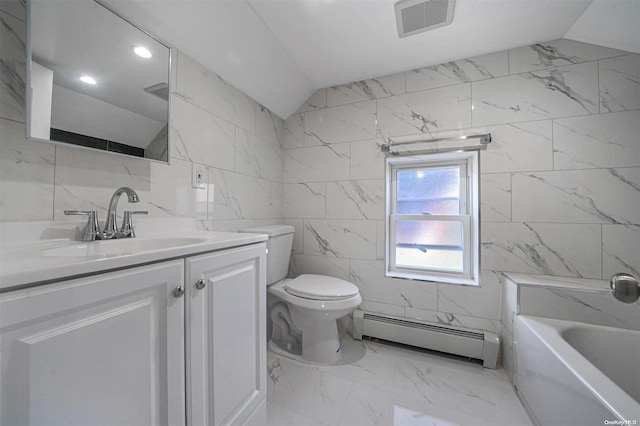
385,151,479,285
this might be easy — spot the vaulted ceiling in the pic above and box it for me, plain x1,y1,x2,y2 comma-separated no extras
106,0,640,119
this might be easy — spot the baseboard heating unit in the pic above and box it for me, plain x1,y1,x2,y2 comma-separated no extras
352,310,499,369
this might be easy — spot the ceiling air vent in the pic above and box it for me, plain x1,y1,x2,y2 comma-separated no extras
395,0,456,38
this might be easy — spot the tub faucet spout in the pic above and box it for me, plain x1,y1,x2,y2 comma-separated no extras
104,187,140,239
610,273,639,303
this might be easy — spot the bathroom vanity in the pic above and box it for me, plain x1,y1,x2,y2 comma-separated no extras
0,225,267,425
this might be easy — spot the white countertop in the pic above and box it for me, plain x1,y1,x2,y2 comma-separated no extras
0,219,268,291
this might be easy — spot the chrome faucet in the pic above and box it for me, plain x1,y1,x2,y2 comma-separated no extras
64,187,147,241
610,273,639,303
103,187,147,239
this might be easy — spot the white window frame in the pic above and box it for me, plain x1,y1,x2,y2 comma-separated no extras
385,150,480,286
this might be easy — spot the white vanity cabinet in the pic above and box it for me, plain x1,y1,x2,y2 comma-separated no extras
186,244,267,426
0,241,266,426
0,260,187,426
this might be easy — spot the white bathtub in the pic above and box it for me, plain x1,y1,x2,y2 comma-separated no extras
513,315,640,425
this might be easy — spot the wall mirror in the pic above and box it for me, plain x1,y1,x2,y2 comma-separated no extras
27,0,171,163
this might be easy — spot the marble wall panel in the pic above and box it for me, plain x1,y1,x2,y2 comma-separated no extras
53,146,208,221
170,95,235,170
283,144,350,183
283,183,326,219
270,181,283,219
199,219,255,233
602,224,640,278
151,158,208,220
325,180,385,220
235,128,283,182
357,300,405,318
519,286,640,330
0,1,26,20
289,254,350,281
508,39,626,74
282,218,304,254
296,89,327,113
349,259,438,311
209,169,271,220
256,104,284,146
303,101,376,145
599,54,640,113
437,270,502,320
472,62,599,126
175,52,256,132
511,168,640,224
53,145,152,219
480,120,553,173
0,11,26,122
376,220,385,260
501,326,515,379
482,222,602,278
404,306,500,335
0,119,54,221
501,277,518,334
406,51,508,92
350,139,385,180
553,110,640,170
303,219,377,260
326,73,405,107
377,83,472,138
480,173,511,222
283,113,303,149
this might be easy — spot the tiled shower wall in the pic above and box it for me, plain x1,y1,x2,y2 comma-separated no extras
0,2,284,231
283,39,640,337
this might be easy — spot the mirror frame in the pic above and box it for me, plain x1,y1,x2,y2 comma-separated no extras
25,0,173,164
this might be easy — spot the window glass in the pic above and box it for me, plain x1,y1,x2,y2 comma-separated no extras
396,166,461,215
394,220,464,272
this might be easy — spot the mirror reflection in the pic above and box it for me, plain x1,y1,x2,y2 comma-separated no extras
28,0,170,162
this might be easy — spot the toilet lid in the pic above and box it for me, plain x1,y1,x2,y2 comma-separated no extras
285,274,359,300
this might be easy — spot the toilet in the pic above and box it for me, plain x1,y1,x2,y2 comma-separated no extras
240,225,361,365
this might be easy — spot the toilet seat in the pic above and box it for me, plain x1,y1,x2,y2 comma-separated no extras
285,274,359,300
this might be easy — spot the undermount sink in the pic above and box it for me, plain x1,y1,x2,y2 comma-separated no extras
43,237,207,258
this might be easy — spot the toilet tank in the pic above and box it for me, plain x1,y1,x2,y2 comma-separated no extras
239,225,294,285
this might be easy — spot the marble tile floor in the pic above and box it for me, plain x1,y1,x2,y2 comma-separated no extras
266,335,531,426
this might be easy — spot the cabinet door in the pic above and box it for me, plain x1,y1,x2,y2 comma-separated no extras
186,244,266,426
0,261,186,426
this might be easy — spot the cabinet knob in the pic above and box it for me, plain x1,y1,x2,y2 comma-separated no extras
195,279,206,290
173,286,185,298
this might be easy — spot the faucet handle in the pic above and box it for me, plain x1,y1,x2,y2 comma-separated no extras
64,210,101,241
611,273,639,303
119,211,148,238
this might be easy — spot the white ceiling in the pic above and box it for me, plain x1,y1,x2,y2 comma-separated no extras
106,0,640,119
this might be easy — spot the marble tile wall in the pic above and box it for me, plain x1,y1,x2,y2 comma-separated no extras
0,2,283,231
283,39,640,339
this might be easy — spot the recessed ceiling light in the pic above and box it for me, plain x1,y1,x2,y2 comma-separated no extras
80,75,97,85
133,46,152,59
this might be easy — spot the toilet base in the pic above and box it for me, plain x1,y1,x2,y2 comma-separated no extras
268,320,343,366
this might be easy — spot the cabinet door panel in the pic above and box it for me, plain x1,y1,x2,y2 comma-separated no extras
187,244,266,426
0,261,185,426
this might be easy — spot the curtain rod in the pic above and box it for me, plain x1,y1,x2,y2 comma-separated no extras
380,133,492,153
